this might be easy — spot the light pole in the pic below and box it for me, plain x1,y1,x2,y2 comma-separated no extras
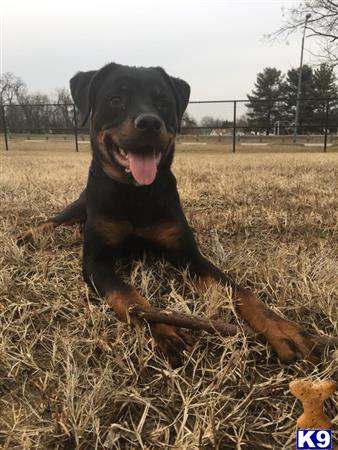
294,13,311,136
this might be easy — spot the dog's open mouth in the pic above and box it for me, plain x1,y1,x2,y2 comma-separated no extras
111,147,162,186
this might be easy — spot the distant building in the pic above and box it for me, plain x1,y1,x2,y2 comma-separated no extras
209,128,229,136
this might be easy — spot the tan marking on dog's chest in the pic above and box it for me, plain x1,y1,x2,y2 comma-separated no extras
93,219,133,246
135,221,182,248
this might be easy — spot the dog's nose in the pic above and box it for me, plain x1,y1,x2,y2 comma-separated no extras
134,114,163,134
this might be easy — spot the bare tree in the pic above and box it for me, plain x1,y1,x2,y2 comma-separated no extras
54,87,72,104
271,1,338,66
19,92,51,132
54,87,73,130
180,111,198,134
1,73,28,133
0,72,27,104
200,116,225,127
237,114,248,128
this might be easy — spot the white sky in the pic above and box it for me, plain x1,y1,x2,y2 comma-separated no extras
0,0,323,120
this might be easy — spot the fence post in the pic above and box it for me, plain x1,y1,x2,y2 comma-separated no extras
232,100,237,153
323,99,329,153
73,104,79,152
1,105,9,150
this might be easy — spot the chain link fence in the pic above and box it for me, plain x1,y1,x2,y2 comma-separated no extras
1,97,337,152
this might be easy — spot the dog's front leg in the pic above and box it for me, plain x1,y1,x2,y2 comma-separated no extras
176,251,324,363
82,224,192,367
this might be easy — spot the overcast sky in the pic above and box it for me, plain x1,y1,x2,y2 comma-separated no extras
1,0,322,119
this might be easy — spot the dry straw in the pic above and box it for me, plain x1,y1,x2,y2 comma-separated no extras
1,144,337,449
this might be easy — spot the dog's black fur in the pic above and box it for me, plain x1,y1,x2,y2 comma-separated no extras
19,63,324,367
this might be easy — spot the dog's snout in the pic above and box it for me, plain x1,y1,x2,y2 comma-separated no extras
134,114,163,134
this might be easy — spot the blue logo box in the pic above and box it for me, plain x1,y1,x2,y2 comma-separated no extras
296,429,332,449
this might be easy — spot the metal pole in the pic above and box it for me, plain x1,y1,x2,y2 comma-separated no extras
323,99,329,153
1,105,9,150
294,13,311,137
73,104,79,152
232,100,237,153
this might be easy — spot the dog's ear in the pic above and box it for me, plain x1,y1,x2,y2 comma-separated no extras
170,76,191,132
70,71,97,126
156,68,191,132
70,63,121,127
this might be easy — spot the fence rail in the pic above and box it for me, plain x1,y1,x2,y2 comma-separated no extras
1,97,337,153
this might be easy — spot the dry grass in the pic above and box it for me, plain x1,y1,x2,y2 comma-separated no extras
0,145,337,449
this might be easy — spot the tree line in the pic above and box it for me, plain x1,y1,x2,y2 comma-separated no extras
0,73,74,134
183,63,338,135
1,63,337,135
246,63,338,135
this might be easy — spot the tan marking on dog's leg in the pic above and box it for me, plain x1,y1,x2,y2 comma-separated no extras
17,221,58,246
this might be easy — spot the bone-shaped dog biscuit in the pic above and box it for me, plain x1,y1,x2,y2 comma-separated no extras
289,379,336,429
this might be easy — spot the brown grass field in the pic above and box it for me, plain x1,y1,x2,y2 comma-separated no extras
1,142,337,449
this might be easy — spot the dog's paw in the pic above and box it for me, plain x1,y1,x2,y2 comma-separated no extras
266,319,322,364
16,222,56,247
17,229,35,246
151,323,193,368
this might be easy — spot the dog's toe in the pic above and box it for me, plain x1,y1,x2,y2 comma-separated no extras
151,323,193,367
267,319,323,364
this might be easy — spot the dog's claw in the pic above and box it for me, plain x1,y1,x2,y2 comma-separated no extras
151,323,193,368
266,319,324,364
17,230,35,247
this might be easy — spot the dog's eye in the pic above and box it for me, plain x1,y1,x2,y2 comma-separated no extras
110,96,123,106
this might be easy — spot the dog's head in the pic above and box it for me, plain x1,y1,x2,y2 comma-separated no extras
70,63,190,186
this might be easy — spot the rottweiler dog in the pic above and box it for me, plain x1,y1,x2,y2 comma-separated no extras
19,62,324,367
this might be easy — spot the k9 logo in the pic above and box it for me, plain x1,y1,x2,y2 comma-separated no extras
296,429,332,449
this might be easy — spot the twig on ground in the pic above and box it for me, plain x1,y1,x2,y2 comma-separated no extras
129,304,255,336
128,304,338,348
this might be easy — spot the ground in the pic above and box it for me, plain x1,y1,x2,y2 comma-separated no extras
0,143,337,450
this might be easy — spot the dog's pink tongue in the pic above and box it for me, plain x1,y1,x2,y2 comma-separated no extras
128,153,157,185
